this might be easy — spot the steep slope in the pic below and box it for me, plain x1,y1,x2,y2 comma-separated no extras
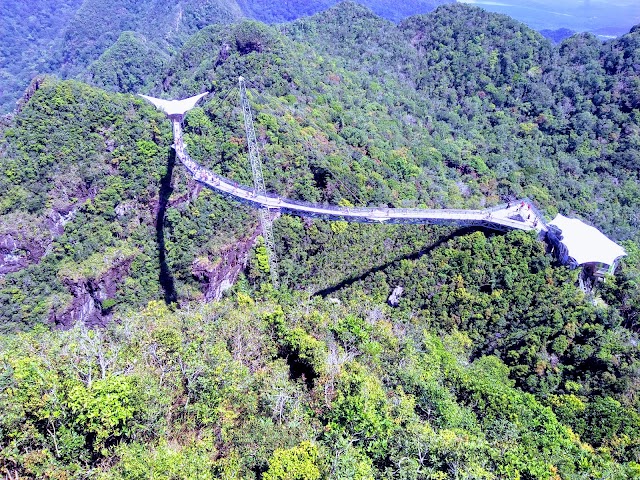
0,0,82,110
84,31,168,94
1,294,638,479
0,0,453,114
0,77,254,331
59,0,245,78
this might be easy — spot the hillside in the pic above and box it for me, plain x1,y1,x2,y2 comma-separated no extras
0,0,82,110
1,2,640,478
2,293,639,479
237,0,451,23
58,0,245,78
287,3,640,240
0,0,452,114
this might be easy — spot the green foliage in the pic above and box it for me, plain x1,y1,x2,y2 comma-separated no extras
66,376,138,450
60,0,244,80
0,76,258,328
57,243,138,283
86,31,167,94
267,306,327,380
104,440,217,480
2,4,640,479
255,236,271,274
0,290,635,478
326,362,394,457
328,440,375,480
0,0,82,112
331,314,371,352
263,441,321,480
101,298,118,310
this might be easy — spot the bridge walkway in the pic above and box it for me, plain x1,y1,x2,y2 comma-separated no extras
172,120,547,233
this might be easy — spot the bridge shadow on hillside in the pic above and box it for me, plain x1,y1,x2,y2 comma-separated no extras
156,148,178,305
314,226,497,298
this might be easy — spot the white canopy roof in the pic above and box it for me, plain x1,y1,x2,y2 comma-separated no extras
549,214,626,266
138,92,208,116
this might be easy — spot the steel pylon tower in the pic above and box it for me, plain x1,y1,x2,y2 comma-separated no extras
238,76,279,287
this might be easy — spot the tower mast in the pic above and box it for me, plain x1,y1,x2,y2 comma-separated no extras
238,77,279,287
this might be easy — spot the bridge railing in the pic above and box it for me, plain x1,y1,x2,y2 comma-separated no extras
280,199,498,217
521,197,547,224
282,204,491,219
278,198,547,218
485,202,509,213
176,140,547,228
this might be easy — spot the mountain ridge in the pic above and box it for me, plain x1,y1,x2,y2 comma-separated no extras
0,0,453,114
2,4,640,477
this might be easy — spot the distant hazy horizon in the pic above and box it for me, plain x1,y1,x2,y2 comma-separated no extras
458,0,640,37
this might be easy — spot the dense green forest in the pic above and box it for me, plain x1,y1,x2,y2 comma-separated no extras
0,0,82,110
1,1,640,478
2,291,639,479
0,0,451,113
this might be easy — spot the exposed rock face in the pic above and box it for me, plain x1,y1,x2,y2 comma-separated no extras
388,285,404,307
15,75,47,113
0,232,46,275
192,225,262,301
0,187,93,276
50,256,133,328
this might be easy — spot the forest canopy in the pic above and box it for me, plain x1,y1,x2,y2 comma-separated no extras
1,2,640,479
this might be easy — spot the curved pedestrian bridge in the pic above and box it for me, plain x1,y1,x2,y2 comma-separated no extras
171,119,547,233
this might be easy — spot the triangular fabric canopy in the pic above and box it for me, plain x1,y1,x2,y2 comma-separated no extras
549,214,626,266
138,92,208,116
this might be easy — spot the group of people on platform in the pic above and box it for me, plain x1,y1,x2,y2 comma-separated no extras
506,201,539,227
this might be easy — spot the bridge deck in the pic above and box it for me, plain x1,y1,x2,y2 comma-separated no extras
172,120,547,233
